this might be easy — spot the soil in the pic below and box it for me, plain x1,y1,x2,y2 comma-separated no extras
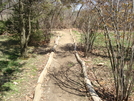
40,29,88,101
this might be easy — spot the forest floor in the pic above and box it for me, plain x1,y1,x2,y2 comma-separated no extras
1,29,134,101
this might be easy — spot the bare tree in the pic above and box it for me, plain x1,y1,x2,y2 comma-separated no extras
91,0,134,100
75,2,99,57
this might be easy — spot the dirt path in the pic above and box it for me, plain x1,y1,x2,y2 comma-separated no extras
40,29,88,101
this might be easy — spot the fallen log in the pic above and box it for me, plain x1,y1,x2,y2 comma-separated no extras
70,29,102,101
33,34,61,101
33,52,54,101
75,53,102,101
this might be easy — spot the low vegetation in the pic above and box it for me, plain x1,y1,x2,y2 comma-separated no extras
0,35,22,100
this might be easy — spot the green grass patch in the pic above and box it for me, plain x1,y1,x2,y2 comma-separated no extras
94,32,105,47
67,62,75,67
0,20,6,35
0,35,24,100
72,30,84,43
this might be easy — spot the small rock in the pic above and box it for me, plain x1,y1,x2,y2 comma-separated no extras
13,82,18,85
97,63,104,66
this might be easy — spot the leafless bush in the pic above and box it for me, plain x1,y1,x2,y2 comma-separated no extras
91,0,134,100
75,2,99,57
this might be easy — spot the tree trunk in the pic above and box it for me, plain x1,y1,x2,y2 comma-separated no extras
19,0,28,58
19,0,33,58
84,19,90,57
20,21,27,57
132,0,134,14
